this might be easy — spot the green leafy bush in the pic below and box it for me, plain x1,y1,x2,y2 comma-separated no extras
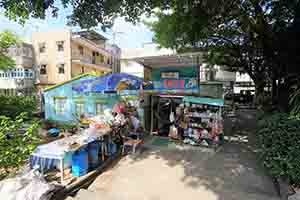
0,95,37,118
0,112,40,179
258,113,300,185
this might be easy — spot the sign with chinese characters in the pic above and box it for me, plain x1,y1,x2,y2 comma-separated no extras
161,72,179,79
153,78,198,91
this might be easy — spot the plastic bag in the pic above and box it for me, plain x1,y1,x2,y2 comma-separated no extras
130,116,140,131
0,169,55,200
169,112,175,123
169,125,178,139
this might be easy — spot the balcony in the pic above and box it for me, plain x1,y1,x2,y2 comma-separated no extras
7,47,34,66
72,35,111,57
71,51,112,72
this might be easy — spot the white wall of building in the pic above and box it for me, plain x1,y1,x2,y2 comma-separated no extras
121,44,173,77
236,73,253,82
234,73,255,94
0,79,35,89
215,66,236,82
121,60,144,78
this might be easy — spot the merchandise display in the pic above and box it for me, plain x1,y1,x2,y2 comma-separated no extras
170,97,224,147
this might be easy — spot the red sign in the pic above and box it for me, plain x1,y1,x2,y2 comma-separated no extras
163,80,185,89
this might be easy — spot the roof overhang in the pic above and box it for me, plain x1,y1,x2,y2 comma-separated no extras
128,52,205,69
73,30,107,41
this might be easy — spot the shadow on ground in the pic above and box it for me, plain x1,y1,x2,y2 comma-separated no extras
113,109,280,200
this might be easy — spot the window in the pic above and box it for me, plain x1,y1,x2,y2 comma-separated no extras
40,65,47,75
29,70,33,78
75,103,84,116
99,54,104,63
95,103,104,115
92,52,96,64
25,69,29,77
56,41,64,51
39,42,46,53
57,64,65,74
78,46,84,55
54,98,67,114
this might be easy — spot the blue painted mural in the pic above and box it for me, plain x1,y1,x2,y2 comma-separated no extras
43,73,145,122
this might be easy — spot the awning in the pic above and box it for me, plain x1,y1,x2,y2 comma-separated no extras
183,96,224,107
129,52,204,68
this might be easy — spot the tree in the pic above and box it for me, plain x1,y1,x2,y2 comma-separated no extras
0,30,19,70
0,113,40,179
1,0,299,108
0,0,166,29
147,1,300,109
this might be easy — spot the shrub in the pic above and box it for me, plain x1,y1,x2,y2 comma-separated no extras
0,95,37,118
0,113,40,179
258,112,300,185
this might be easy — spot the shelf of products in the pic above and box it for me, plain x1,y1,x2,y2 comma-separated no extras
168,98,224,147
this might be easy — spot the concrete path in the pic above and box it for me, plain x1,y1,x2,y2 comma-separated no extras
68,109,280,200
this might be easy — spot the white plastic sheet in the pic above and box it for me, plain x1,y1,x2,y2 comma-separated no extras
0,169,55,200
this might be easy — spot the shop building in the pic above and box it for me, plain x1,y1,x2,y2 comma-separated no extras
43,73,147,123
131,53,233,141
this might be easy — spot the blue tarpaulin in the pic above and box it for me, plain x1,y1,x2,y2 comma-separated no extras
72,73,153,93
183,96,224,106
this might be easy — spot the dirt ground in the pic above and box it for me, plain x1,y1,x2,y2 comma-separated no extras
69,109,280,200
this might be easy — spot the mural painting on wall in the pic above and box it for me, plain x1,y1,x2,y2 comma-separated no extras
71,73,153,93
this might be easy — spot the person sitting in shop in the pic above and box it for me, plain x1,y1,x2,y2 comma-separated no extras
128,113,143,139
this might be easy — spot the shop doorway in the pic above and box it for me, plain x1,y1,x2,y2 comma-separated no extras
151,95,183,136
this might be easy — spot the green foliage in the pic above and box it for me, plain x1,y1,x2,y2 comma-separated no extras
42,118,78,131
0,30,19,70
57,122,77,130
0,0,162,29
290,87,300,115
0,113,40,177
0,96,37,118
258,113,300,185
146,1,300,108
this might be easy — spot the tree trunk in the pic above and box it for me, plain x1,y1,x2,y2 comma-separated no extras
277,79,290,112
272,78,277,106
254,80,266,108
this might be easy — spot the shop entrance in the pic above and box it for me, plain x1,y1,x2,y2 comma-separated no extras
151,95,183,137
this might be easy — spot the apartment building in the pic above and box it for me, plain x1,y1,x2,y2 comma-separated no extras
0,43,35,96
32,30,121,91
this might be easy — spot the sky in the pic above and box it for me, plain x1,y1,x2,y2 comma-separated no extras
0,4,155,49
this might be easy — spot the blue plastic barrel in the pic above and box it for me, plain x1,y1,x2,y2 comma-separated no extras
88,141,101,169
72,148,88,177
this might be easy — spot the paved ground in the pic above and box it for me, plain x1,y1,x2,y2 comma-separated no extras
68,109,280,200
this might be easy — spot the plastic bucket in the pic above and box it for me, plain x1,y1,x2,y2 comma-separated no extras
88,141,101,169
72,148,88,177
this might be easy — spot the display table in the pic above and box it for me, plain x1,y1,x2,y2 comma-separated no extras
30,127,111,184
